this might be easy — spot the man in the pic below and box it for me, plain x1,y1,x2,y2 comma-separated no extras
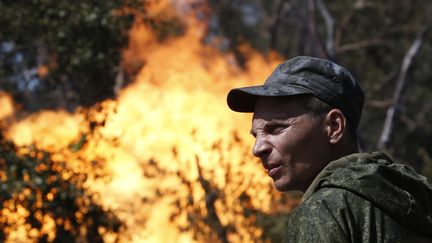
227,56,432,242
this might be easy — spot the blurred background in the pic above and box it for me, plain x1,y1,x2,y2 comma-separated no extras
0,0,431,242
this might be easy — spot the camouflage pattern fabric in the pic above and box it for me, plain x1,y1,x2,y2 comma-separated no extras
286,152,432,243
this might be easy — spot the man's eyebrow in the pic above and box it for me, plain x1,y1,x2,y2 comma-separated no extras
262,120,288,128
249,120,287,136
264,120,282,126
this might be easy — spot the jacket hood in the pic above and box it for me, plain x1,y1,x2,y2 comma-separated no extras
303,152,432,236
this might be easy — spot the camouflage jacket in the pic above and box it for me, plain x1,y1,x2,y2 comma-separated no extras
285,152,432,243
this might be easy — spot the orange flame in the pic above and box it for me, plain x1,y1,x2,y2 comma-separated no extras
1,1,299,242
0,92,14,121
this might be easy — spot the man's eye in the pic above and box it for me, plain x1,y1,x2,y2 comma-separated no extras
268,126,284,134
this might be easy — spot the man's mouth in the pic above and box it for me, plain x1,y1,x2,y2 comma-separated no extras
268,164,282,177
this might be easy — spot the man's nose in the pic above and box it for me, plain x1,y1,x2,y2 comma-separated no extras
252,135,271,158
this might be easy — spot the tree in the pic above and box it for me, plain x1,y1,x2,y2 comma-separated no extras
0,0,142,110
206,0,432,177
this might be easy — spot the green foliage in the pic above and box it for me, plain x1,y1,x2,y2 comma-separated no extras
0,0,139,108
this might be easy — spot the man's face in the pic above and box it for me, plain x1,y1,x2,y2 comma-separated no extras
251,96,332,192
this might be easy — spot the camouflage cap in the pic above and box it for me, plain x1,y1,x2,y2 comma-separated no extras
227,56,365,128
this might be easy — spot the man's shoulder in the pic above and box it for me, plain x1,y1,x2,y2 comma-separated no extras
286,188,356,242
292,185,405,225
291,187,367,220
287,187,432,243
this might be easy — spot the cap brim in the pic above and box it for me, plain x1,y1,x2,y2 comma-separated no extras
227,85,313,112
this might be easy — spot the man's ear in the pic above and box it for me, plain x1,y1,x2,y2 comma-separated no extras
324,109,346,144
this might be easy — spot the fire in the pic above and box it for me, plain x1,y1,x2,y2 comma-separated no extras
6,110,83,150
1,1,298,242
0,92,14,121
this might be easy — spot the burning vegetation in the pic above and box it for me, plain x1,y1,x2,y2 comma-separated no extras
2,0,432,242
0,1,299,242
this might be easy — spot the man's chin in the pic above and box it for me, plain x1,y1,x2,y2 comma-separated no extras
273,180,292,192
273,179,304,192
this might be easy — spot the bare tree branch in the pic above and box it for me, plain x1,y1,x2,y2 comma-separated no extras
269,0,284,50
334,0,379,48
337,38,385,53
307,0,328,58
337,23,417,53
370,69,399,94
377,24,432,150
366,99,393,109
335,6,355,48
195,156,229,243
316,0,336,59
113,64,124,95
